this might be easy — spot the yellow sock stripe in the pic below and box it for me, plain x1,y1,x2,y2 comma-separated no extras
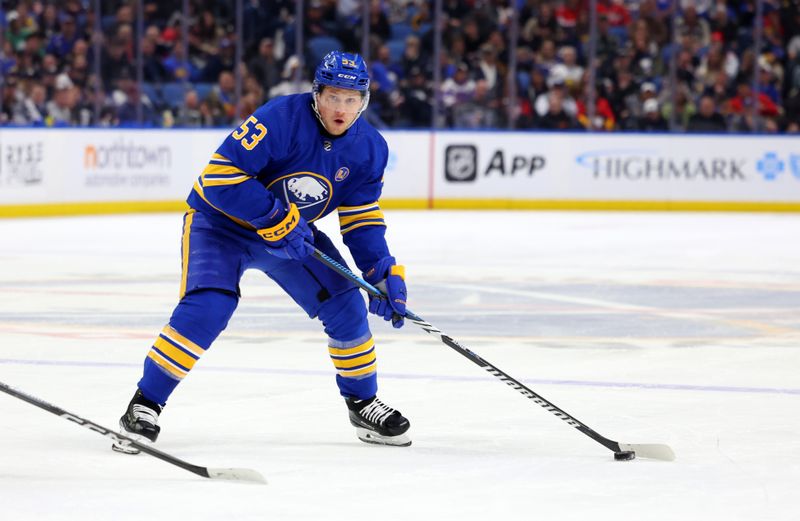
338,209,385,227
161,325,205,357
147,350,188,379
337,361,377,377
331,349,375,370
153,337,198,371
328,337,374,357
340,220,386,234
179,211,194,298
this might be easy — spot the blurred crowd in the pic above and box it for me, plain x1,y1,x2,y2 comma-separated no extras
2,0,800,133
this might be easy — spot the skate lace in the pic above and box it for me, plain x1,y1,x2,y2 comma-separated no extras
131,404,159,426
359,398,395,426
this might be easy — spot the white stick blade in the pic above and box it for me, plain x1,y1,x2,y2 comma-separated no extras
618,443,676,461
206,467,267,484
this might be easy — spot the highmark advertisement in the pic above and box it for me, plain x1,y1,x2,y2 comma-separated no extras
434,132,800,204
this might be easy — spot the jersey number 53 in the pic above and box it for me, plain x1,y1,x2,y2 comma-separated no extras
232,116,267,151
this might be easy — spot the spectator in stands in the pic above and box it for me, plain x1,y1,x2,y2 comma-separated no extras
1,75,24,124
101,38,136,92
399,34,430,78
577,83,616,131
474,43,504,103
174,89,204,127
676,6,711,51
248,38,281,94
140,35,167,84
20,83,48,125
211,70,237,124
441,62,476,124
268,55,313,99
452,78,503,128
113,76,161,127
555,46,584,90
637,98,668,131
536,39,559,75
367,0,391,43
397,66,432,127
535,71,577,119
537,90,579,130
46,14,80,59
661,84,696,131
46,73,79,126
687,94,727,132
189,9,224,59
163,41,201,83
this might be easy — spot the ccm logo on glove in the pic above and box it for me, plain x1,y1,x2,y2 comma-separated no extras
258,204,301,242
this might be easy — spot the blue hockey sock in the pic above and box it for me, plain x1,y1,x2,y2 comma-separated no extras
138,289,238,405
319,289,377,400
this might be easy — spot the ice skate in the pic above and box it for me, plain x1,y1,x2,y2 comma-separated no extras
346,396,411,447
112,389,162,454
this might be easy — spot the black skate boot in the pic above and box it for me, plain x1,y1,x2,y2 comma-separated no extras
112,389,162,454
346,396,411,447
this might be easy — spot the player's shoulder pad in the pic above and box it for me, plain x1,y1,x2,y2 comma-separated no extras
353,119,389,174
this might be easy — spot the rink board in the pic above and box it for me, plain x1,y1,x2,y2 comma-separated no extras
1,128,799,216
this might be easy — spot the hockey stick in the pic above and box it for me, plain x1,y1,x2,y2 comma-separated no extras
312,248,675,462
0,381,267,483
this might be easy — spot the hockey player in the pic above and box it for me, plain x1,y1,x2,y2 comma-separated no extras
114,51,411,451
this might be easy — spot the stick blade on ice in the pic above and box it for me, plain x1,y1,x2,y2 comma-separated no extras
618,443,676,461
206,467,268,484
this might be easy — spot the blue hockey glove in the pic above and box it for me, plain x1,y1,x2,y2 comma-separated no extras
257,203,314,260
364,257,407,328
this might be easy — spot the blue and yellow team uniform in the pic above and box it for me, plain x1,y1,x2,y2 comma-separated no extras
138,93,393,404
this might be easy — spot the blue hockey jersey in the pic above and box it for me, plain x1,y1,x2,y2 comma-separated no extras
187,92,391,272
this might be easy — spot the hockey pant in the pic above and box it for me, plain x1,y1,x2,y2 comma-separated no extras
137,211,378,405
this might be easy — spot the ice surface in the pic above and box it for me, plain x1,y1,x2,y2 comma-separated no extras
1,210,798,520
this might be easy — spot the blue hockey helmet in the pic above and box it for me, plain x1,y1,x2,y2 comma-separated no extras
313,51,370,93
312,51,371,133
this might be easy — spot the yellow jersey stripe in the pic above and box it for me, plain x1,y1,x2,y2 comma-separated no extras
338,361,377,377
147,351,188,379
202,164,246,176
201,175,251,187
162,325,205,357
338,209,385,227
328,337,374,357
338,202,380,214
340,220,386,234
211,153,232,162
179,210,194,298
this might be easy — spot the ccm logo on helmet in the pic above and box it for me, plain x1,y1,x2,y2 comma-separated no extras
338,74,357,80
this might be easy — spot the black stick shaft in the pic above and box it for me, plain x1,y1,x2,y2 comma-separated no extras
0,381,211,478
311,248,623,454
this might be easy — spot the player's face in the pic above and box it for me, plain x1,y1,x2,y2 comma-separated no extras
316,86,364,135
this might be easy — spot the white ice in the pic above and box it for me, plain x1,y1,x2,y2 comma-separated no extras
0,210,798,521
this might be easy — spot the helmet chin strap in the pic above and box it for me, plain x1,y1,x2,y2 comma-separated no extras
312,91,371,134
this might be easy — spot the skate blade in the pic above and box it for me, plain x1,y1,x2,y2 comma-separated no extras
111,420,152,455
355,427,412,447
111,441,141,454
